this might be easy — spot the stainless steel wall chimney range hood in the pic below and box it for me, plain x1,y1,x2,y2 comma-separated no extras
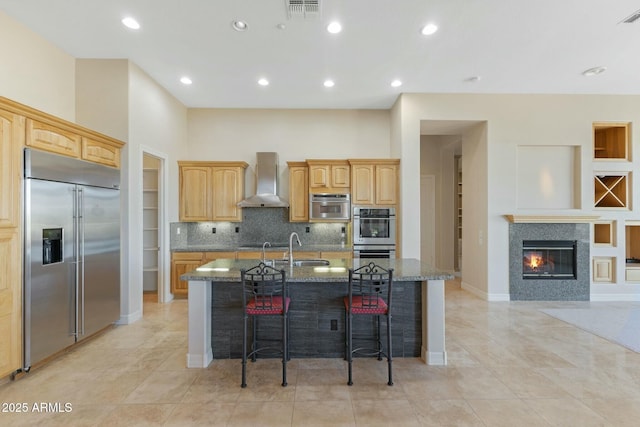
238,152,289,207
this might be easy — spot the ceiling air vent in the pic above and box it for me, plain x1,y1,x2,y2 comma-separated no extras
286,0,320,19
621,9,640,23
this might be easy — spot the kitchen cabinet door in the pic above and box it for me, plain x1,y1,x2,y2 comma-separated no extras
26,118,81,159
171,252,205,297
288,162,309,222
349,159,399,206
0,109,23,228
179,166,212,221
375,163,398,205
307,160,350,194
212,166,244,221
0,228,21,377
351,163,375,205
178,162,247,222
82,137,121,168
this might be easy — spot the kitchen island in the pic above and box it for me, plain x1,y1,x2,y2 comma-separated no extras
181,258,453,368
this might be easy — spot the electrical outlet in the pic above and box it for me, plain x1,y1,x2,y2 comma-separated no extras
305,226,310,233
235,226,239,233
212,227,216,234
176,227,180,235
330,319,338,331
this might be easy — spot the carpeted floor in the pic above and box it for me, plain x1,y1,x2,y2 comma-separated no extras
541,306,640,353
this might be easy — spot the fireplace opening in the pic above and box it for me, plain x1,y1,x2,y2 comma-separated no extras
522,240,577,279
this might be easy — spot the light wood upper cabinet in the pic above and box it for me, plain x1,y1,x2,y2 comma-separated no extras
349,159,399,206
0,109,23,229
26,118,81,159
81,137,121,168
178,161,248,222
212,166,244,221
287,161,309,222
375,163,399,205
307,160,350,193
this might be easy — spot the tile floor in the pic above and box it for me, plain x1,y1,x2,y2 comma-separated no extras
2,279,640,426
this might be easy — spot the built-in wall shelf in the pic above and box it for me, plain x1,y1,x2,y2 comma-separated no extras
594,174,629,209
142,161,160,292
593,221,614,246
593,122,630,160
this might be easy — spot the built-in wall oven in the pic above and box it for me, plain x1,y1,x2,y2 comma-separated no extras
353,207,396,258
309,193,351,221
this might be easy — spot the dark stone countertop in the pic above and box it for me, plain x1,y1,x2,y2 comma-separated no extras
181,258,453,283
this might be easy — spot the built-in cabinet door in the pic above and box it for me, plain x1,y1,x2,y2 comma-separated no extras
288,163,309,222
309,165,329,190
82,137,121,168
179,166,211,221
331,164,350,189
0,109,23,228
26,118,81,159
171,252,205,296
375,164,398,205
0,229,21,377
351,164,375,205
212,167,243,221
0,109,23,378
308,160,350,193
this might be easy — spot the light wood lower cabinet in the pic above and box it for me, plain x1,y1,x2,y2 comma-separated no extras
0,229,21,378
171,252,236,297
321,251,352,259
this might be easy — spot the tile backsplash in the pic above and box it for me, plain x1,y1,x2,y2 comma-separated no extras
170,207,348,248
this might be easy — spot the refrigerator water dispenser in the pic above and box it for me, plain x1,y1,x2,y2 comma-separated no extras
42,228,62,265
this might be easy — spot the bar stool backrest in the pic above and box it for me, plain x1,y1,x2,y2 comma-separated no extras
241,262,287,313
348,262,393,314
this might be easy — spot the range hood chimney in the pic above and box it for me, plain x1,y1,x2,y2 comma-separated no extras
238,152,289,207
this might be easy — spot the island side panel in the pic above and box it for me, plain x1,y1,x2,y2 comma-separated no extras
422,279,447,365
208,280,422,359
187,280,213,368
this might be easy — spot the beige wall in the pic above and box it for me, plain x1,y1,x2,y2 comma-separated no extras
187,108,390,197
402,93,640,300
76,59,188,318
0,11,76,120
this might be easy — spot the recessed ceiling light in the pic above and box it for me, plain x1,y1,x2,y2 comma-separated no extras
121,17,140,30
582,66,607,76
327,21,342,34
232,20,248,31
391,79,402,88
421,23,438,35
257,78,269,86
323,79,335,88
180,76,192,85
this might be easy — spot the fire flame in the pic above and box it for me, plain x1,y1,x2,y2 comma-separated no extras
528,252,544,270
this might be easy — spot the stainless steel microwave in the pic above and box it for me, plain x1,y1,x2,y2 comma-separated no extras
309,193,351,221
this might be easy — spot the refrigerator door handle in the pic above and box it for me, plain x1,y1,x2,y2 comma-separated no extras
78,187,85,336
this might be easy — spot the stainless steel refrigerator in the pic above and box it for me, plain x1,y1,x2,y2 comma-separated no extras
23,148,121,369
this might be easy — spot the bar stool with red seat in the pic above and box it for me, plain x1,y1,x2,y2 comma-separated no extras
240,262,289,388
344,261,394,386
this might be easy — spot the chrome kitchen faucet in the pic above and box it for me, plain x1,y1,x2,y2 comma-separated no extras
289,232,302,269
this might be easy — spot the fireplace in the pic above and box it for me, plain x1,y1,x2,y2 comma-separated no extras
508,222,589,301
522,240,577,279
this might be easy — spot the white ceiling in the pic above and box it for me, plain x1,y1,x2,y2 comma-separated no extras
2,0,640,110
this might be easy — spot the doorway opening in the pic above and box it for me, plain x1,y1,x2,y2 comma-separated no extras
141,150,168,305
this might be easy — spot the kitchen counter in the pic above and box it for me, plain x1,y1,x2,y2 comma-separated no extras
183,258,452,369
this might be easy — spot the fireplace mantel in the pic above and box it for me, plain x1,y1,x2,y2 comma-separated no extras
504,215,600,224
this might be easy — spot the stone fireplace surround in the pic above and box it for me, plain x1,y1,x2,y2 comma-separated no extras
507,216,592,301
